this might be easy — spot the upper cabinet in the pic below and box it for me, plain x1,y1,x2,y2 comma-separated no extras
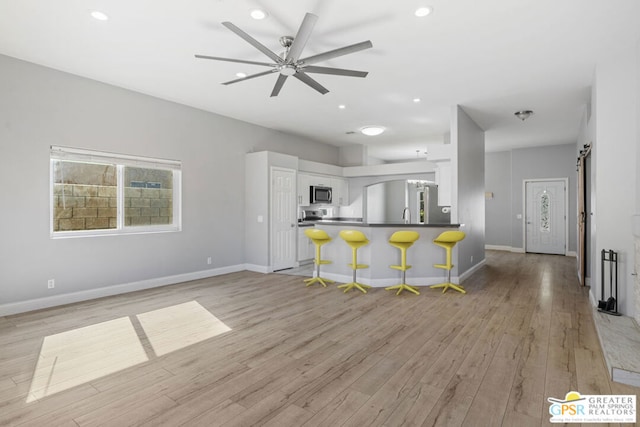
297,173,311,206
297,173,349,206
331,177,349,206
435,162,452,206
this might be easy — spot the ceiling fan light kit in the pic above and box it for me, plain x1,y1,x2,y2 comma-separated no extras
195,12,373,97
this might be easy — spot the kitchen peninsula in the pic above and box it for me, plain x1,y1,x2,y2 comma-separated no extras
308,222,462,288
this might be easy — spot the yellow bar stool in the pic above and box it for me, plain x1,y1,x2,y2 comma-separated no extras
338,230,372,293
303,228,335,288
385,231,421,295
430,231,466,294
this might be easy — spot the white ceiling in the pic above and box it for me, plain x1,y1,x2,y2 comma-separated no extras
0,0,638,161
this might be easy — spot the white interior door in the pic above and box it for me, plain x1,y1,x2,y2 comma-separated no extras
271,167,297,271
525,180,566,255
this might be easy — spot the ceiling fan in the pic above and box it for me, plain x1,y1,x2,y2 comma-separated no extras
195,12,373,97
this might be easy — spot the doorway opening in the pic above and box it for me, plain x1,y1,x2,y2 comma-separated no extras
577,144,592,285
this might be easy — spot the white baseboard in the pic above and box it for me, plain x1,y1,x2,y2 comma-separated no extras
485,245,575,257
485,245,512,252
460,259,487,283
244,264,270,274
485,245,525,253
0,264,245,316
319,272,463,288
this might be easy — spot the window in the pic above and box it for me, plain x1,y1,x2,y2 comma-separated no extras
540,191,550,233
50,146,181,238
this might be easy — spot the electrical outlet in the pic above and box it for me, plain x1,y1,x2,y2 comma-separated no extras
207,257,212,265
47,279,55,289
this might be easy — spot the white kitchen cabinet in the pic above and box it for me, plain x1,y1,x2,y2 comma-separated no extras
331,177,349,206
308,174,331,187
297,173,312,206
298,226,315,261
298,172,349,206
435,162,452,206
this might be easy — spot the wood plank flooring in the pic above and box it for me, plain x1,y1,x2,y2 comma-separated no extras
1,251,638,426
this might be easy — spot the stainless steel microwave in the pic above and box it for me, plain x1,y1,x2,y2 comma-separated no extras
310,186,332,204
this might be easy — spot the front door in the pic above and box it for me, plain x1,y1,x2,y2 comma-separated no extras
270,167,297,271
525,179,566,255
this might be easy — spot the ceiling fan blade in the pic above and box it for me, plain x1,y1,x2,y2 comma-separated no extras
222,69,278,85
270,74,288,97
286,13,318,62
299,40,373,65
294,72,329,95
302,65,368,78
194,54,274,67
222,21,283,64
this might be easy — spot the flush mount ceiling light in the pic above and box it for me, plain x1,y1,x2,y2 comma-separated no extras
415,6,433,17
235,72,247,78
338,104,346,109
413,98,421,103
250,9,268,20
360,126,385,136
514,110,534,121
90,10,109,21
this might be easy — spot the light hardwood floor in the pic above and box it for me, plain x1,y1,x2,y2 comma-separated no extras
1,251,638,426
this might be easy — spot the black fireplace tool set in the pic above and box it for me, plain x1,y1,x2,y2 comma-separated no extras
598,249,622,316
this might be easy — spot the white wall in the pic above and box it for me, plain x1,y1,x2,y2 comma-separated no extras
452,106,485,274
485,151,512,247
0,54,338,314
592,45,639,317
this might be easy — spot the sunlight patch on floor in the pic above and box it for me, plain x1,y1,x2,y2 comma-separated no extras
136,300,232,357
27,317,147,402
26,301,231,402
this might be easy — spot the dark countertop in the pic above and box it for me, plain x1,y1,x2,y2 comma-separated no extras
299,220,459,228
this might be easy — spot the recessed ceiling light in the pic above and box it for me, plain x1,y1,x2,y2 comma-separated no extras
250,9,268,20
361,126,385,136
236,72,247,78
415,6,433,17
413,98,421,103
338,104,346,109
90,11,109,21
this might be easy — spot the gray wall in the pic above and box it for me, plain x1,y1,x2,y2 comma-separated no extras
452,106,486,274
510,144,577,251
0,54,338,308
485,151,512,247
485,144,578,253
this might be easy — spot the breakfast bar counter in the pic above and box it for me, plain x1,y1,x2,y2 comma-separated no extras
306,222,462,288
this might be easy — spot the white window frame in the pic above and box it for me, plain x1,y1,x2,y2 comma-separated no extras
50,146,182,238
